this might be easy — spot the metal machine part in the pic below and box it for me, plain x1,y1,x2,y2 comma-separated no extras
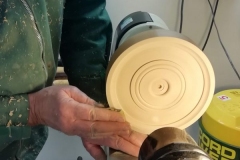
108,127,211,160
110,11,169,59
140,143,211,160
139,127,211,160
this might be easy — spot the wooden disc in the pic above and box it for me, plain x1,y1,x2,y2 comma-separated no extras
106,30,215,134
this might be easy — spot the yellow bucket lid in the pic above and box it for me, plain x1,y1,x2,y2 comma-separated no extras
202,89,240,147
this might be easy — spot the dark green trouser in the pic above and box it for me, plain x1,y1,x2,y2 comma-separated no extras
0,126,48,160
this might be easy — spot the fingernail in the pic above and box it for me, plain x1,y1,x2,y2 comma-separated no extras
94,102,105,108
120,129,130,135
107,107,122,112
126,122,131,127
124,123,131,130
107,107,126,122
118,110,126,122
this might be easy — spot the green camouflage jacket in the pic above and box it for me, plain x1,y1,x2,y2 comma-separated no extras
0,0,112,159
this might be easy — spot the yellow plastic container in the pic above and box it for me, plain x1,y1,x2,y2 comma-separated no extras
199,89,240,160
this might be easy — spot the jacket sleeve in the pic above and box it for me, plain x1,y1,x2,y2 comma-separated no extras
0,0,46,149
0,94,31,151
0,94,30,127
60,0,112,105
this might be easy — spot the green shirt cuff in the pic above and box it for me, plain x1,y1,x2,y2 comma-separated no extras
0,94,30,126
0,126,31,151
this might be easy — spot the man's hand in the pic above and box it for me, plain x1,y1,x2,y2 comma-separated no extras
28,85,146,159
82,130,147,159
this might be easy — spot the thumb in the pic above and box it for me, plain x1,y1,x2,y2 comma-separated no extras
82,139,107,160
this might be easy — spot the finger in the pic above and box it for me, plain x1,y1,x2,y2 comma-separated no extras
71,102,126,122
88,107,125,122
114,135,140,157
82,139,106,160
64,86,97,106
121,130,147,147
85,135,140,157
63,86,97,106
72,121,130,138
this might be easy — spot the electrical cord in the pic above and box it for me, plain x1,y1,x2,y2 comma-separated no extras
179,0,184,33
202,0,219,51
207,0,240,80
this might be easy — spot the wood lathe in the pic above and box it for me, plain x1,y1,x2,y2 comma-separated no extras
56,11,215,160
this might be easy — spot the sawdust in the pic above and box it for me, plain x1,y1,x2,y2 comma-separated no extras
9,110,14,116
6,120,12,127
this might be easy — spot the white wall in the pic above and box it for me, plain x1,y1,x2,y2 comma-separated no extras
37,0,240,159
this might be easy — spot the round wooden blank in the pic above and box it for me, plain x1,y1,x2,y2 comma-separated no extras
106,35,215,134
